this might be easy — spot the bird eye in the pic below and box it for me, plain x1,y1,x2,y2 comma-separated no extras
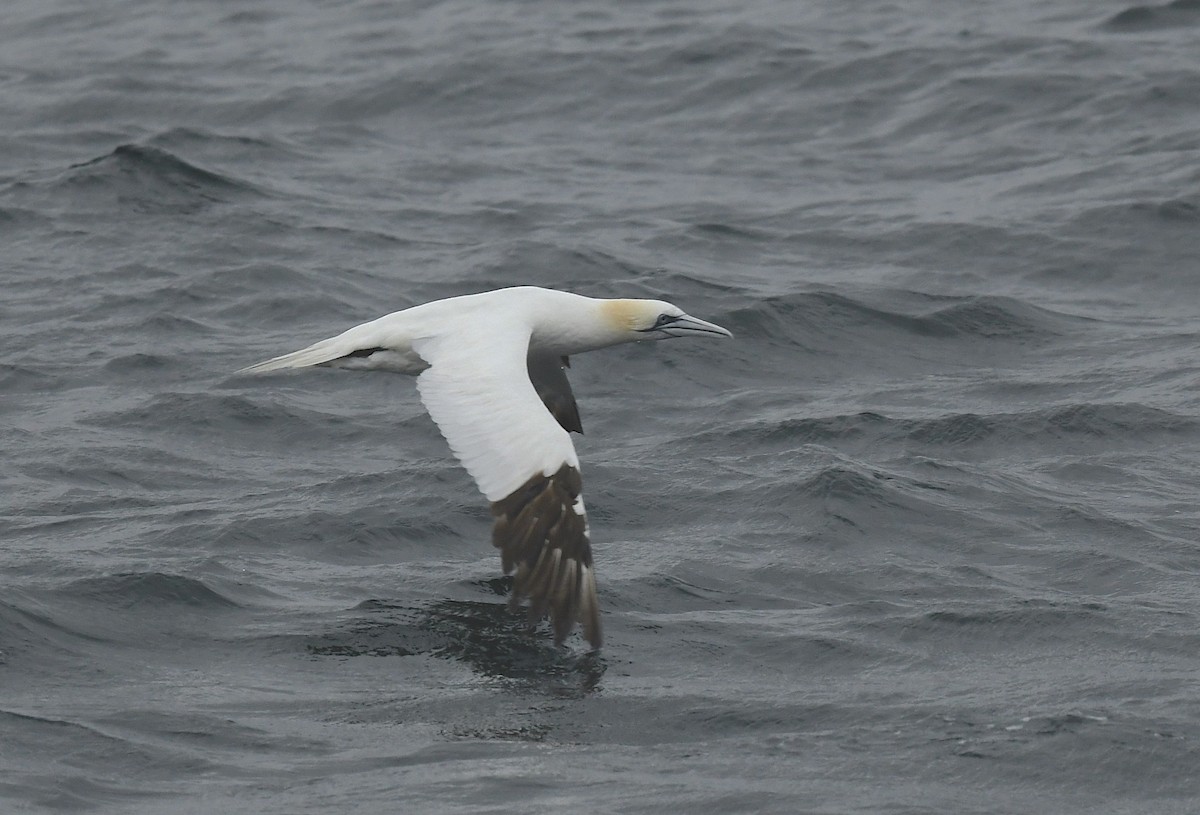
655,314,676,328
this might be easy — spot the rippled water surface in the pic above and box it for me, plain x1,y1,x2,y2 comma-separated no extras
4,1,1200,812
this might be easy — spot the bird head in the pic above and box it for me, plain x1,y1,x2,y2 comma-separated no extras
603,299,733,341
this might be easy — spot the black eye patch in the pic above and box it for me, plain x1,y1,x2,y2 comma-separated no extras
637,313,681,333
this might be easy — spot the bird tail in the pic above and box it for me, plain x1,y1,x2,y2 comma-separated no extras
236,338,346,374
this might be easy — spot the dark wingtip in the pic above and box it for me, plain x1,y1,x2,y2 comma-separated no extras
491,464,599,650
581,601,603,650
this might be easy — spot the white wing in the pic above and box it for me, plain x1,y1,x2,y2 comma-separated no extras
414,323,577,502
413,323,601,647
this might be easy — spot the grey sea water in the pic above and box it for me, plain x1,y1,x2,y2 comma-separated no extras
4,1,1200,812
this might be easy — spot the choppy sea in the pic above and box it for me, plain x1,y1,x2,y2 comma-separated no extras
4,1,1200,812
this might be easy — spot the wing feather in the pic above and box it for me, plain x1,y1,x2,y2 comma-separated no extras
413,326,602,648
527,351,583,434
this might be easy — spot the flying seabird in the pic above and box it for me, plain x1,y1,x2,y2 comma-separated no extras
239,285,732,648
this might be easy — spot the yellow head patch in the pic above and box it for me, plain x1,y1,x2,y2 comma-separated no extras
600,299,658,332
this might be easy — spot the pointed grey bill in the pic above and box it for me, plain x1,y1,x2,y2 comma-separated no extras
661,313,733,338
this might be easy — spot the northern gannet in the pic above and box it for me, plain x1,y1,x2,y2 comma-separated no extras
240,286,732,648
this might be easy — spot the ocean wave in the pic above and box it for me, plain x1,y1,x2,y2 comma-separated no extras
905,403,1198,447
719,289,1078,353
713,403,1196,451
0,594,106,664
5,143,265,217
795,465,907,504
57,572,241,611
67,143,260,195
86,391,343,436
920,600,1107,630
0,362,56,393
1104,0,1200,31
1069,196,1200,231
211,505,463,559
0,708,222,809
101,352,172,376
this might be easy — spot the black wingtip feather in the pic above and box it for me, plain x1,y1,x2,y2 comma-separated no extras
490,464,601,648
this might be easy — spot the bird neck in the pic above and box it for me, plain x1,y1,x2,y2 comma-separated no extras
528,293,635,355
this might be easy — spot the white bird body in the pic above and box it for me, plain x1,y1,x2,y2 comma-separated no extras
240,286,731,648
245,288,639,376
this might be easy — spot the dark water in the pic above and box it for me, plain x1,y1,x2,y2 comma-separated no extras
4,1,1200,812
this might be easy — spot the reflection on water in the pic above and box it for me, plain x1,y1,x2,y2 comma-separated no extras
306,580,606,695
